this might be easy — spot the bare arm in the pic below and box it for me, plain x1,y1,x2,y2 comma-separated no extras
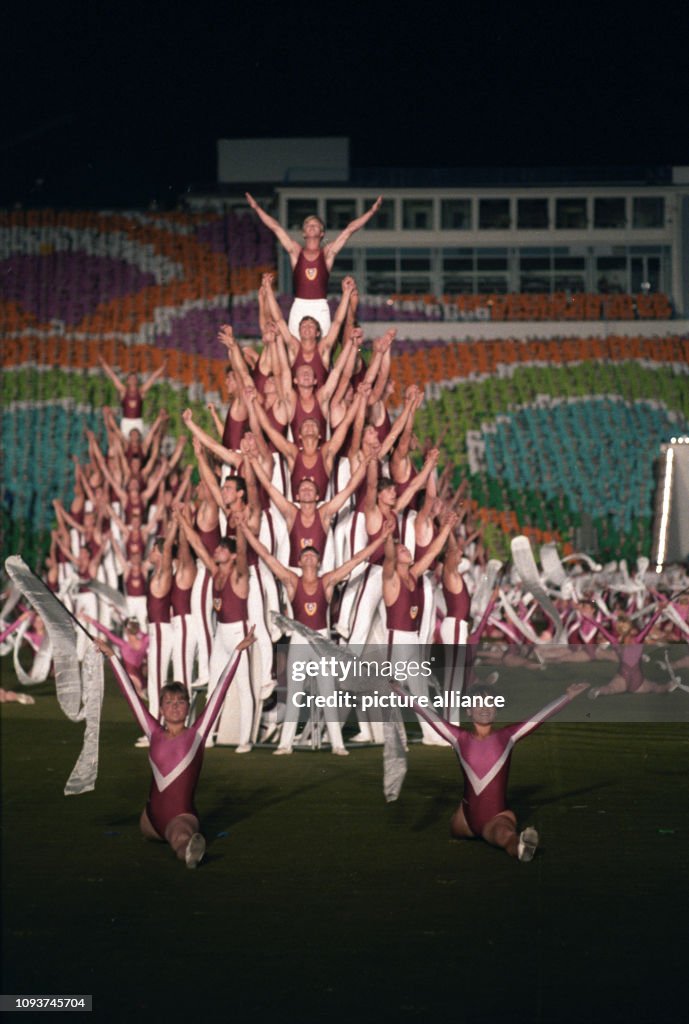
319,277,355,360
237,520,297,591
323,520,395,594
394,450,439,514
324,197,383,265
140,359,168,396
411,513,458,580
245,193,300,259
181,409,243,469
98,357,125,397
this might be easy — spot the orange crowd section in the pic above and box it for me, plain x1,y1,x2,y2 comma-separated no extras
388,292,673,320
390,335,689,391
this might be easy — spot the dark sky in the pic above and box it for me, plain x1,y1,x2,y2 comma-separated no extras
4,1,688,207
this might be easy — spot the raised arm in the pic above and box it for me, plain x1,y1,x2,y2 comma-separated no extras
319,277,355,360
246,193,300,259
181,409,243,469
140,359,168,396
98,357,126,397
324,197,383,265
174,507,216,575
395,449,439,514
237,520,297,592
323,519,396,594
247,451,295,523
411,512,458,580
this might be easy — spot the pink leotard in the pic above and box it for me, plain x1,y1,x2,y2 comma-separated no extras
110,651,241,837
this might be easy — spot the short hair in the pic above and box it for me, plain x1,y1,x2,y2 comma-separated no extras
222,475,248,501
160,682,189,702
377,476,395,493
298,315,322,341
299,545,320,559
218,536,237,554
154,537,165,552
302,214,325,232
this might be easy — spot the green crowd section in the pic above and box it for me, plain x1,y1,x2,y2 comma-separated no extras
3,353,689,569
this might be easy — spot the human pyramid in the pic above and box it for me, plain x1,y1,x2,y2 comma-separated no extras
3,194,688,868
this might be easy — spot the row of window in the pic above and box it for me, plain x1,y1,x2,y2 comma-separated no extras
298,246,670,297
284,196,666,233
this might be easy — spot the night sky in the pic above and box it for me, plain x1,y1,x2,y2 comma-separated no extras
4,1,688,208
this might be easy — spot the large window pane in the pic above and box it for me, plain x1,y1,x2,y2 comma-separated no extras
399,275,432,293
441,199,472,230
517,199,549,229
479,199,510,229
400,250,431,272
325,199,356,230
594,198,626,228
554,275,585,292
364,198,395,230
553,256,585,270
367,274,397,295
402,200,434,229
477,276,508,293
476,255,507,271
287,200,319,231
520,255,550,271
555,198,588,229
442,276,474,294
365,250,396,273
633,197,665,228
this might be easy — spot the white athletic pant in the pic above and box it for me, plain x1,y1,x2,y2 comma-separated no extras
126,595,148,632
190,564,214,687
279,630,346,752
172,613,195,691
440,615,469,726
147,621,173,720
210,620,253,747
386,628,446,745
288,297,331,340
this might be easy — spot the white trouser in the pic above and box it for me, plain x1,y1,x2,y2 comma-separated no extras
147,621,173,720
74,591,98,661
288,297,331,340
126,595,148,632
440,616,469,725
279,630,345,752
190,564,214,687
172,614,195,691
120,417,145,439
210,621,253,746
386,628,447,745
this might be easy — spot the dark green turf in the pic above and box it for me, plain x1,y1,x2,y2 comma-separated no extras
2,668,688,1024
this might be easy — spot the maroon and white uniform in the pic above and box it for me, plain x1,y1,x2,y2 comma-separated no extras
292,346,328,388
288,510,327,567
290,449,329,501
190,518,221,688
440,579,472,723
171,575,194,690
147,588,172,719
290,396,328,446
208,575,252,747
222,409,248,451
279,577,346,754
400,688,575,834
288,250,331,338
125,569,148,631
121,390,144,437
110,650,242,837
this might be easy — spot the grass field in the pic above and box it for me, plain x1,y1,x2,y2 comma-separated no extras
2,665,688,1024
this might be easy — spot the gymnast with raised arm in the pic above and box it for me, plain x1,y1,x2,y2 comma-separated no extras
93,628,256,868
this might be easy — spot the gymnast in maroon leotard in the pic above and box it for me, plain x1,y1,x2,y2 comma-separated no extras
95,628,256,868
389,678,589,859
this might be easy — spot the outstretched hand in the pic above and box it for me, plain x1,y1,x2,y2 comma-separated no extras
566,682,590,698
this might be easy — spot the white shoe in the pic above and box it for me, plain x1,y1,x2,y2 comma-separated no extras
484,671,499,686
273,747,293,756
350,731,372,743
588,688,600,700
518,827,539,862
235,744,252,754
185,833,206,869
15,693,35,705
134,736,150,748
332,746,349,756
